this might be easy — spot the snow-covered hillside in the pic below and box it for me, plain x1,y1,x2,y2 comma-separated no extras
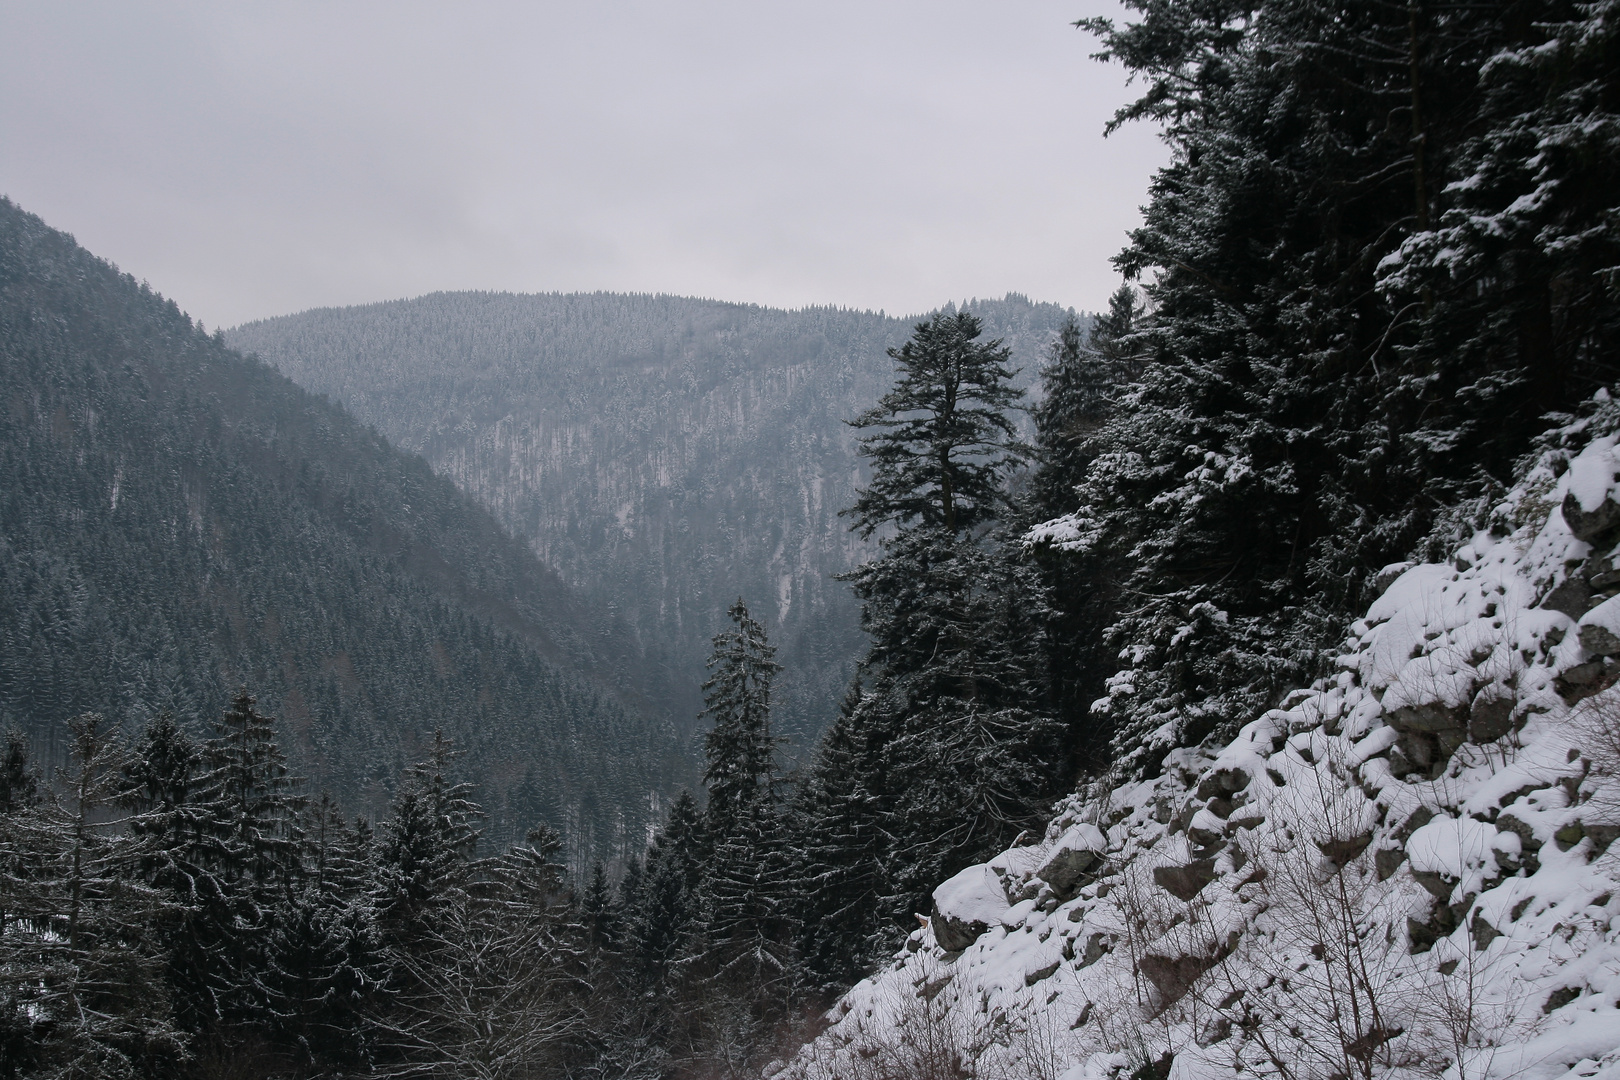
779,399,1620,1080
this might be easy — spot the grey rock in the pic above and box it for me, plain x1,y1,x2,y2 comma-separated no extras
1555,659,1612,703
1389,701,1468,735
1078,932,1110,968
929,909,989,953
1469,685,1516,741
1543,986,1582,1014
1396,806,1436,840
1196,1017,1232,1049
1412,870,1455,900
1034,846,1098,898
1139,951,1221,1005
1024,959,1061,986
1374,562,1414,595
1153,859,1219,901
1195,768,1251,800
1563,489,1620,542
1318,831,1372,867
1587,823,1620,854
1580,622,1620,656
1543,575,1593,620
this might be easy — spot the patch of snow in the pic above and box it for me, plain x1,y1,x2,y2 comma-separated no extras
784,401,1620,1080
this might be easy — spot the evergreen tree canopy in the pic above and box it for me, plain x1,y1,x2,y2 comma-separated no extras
1046,0,1620,776
795,311,1063,963
844,311,1028,536
375,731,482,948
700,599,782,836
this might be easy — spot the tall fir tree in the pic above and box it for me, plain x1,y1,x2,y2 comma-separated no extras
688,601,796,1073
263,794,381,1073
814,310,1062,947
0,715,183,1078
1025,292,1147,770
373,730,482,952
623,790,706,996
699,598,782,838
788,680,887,997
141,692,307,1035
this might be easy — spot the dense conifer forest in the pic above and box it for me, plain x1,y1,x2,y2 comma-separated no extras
0,198,681,865
228,292,1076,750
4,0,1619,1076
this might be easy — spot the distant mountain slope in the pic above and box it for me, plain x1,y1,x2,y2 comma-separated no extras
230,292,1078,745
0,197,678,865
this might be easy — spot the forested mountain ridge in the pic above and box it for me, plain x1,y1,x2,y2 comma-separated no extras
229,292,1078,745
0,196,679,861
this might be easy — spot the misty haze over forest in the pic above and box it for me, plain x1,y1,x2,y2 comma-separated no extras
4,2,1620,1080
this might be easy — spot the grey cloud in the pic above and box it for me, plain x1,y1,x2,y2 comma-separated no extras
0,0,1166,326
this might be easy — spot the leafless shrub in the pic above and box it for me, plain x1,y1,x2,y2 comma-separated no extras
1572,686,1620,826
1198,749,1411,1080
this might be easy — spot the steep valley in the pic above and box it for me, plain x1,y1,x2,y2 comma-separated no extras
230,292,1079,750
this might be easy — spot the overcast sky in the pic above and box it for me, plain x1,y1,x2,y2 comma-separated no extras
1,1,1165,328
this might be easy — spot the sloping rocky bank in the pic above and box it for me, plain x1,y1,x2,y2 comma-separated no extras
780,398,1620,1080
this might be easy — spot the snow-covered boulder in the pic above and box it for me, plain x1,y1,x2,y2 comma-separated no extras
1580,595,1620,656
1033,823,1107,897
929,864,1009,951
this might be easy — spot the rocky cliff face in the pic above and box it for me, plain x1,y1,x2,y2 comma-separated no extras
780,397,1620,1080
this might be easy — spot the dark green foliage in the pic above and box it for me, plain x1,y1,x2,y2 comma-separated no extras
700,599,782,836
682,606,798,1075
163,692,307,1033
845,311,1028,535
1029,295,1143,523
849,528,1062,912
374,731,482,951
1055,0,1619,776
1379,0,1620,466
789,681,887,995
0,728,37,816
0,196,679,865
791,312,1065,975
263,796,380,1072
0,715,184,1080
582,860,616,950
624,791,706,995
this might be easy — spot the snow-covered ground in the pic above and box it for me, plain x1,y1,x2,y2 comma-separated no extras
778,399,1620,1080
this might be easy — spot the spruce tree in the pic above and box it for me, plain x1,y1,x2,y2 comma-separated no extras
826,309,1061,940
700,598,782,838
844,310,1026,537
263,794,380,1073
788,680,887,997
374,730,482,951
0,714,183,1078
0,728,37,816
1378,0,1620,470
142,692,306,1034
1026,293,1146,770
582,859,616,951
684,602,797,1068
1030,296,1143,522
624,791,705,993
